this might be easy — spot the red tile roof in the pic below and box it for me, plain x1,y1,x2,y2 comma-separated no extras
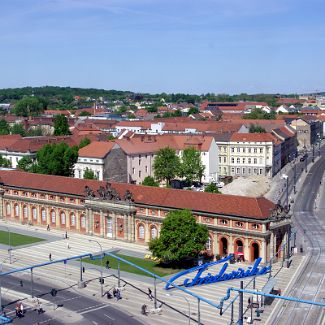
276,98,304,105
116,134,214,154
0,135,22,150
230,133,278,143
0,136,78,153
0,170,275,220
78,141,116,158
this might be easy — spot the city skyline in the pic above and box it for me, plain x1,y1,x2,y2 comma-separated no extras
1,0,324,94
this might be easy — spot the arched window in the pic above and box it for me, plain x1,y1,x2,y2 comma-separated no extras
60,212,66,225
51,210,56,224
70,213,76,226
14,204,19,217
23,205,28,218
32,207,37,220
138,224,145,239
6,203,11,216
151,226,157,239
205,237,212,250
80,215,86,228
41,208,46,222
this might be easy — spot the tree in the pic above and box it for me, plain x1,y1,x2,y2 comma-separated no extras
79,111,91,116
26,127,44,136
11,123,26,136
0,155,11,168
153,147,181,186
53,114,70,136
14,97,44,116
149,210,209,263
249,124,266,133
204,183,221,194
107,134,115,141
243,108,276,120
17,156,34,171
180,147,205,184
142,176,159,187
187,107,199,115
35,143,78,176
79,137,91,149
83,168,97,180
0,119,10,135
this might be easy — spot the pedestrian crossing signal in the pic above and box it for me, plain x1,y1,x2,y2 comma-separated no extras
99,278,104,284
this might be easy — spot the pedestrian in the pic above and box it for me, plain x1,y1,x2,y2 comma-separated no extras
49,253,52,261
116,289,122,301
113,288,117,298
148,288,153,301
106,260,110,269
38,302,44,314
20,302,24,314
141,304,148,315
47,224,50,231
67,242,70,249
65,231,68,239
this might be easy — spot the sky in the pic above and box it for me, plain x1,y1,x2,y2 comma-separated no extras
1,0,325,94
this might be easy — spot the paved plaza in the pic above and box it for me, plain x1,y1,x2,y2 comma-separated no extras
0,221,305,324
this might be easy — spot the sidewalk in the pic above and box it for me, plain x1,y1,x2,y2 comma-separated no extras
0,218,307,325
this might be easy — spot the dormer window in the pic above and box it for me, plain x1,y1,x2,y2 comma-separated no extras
252,223,260,230
235,221,244,227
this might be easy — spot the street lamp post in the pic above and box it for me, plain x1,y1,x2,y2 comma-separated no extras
88,239,104,297
166,293,191,325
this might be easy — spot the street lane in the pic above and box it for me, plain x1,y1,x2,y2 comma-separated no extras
0,274,144,325
271,153,325,325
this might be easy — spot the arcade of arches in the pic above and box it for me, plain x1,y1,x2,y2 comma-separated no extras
0,184,291,264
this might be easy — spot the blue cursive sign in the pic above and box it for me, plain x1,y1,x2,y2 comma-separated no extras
165,256,271,290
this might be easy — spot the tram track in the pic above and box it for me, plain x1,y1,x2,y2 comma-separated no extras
271,154,325,325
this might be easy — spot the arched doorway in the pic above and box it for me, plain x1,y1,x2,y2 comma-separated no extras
235,239,244,261
235,239,244,253
251,242,259,262
219,237,228,256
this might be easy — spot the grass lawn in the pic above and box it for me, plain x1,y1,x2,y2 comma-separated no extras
83,253,182,278
0,230,44,246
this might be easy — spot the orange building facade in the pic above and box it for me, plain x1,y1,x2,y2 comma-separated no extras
0,171,291,263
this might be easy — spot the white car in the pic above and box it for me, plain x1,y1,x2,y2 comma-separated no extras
216,181,225,188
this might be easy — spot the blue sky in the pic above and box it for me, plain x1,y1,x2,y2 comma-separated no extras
1,0,324,94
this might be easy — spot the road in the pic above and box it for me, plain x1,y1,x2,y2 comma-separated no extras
270,150,325,325
0,274,144,325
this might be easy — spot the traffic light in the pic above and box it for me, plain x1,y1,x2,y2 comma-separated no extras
99,278,104,284
82,267,85,273
51,288,57,297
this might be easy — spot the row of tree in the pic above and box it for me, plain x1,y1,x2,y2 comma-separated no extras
0,86,300,108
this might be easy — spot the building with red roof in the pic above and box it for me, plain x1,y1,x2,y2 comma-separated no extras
0,170,291,263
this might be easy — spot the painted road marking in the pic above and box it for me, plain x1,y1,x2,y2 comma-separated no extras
104,313,115,320
80,304,109,315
